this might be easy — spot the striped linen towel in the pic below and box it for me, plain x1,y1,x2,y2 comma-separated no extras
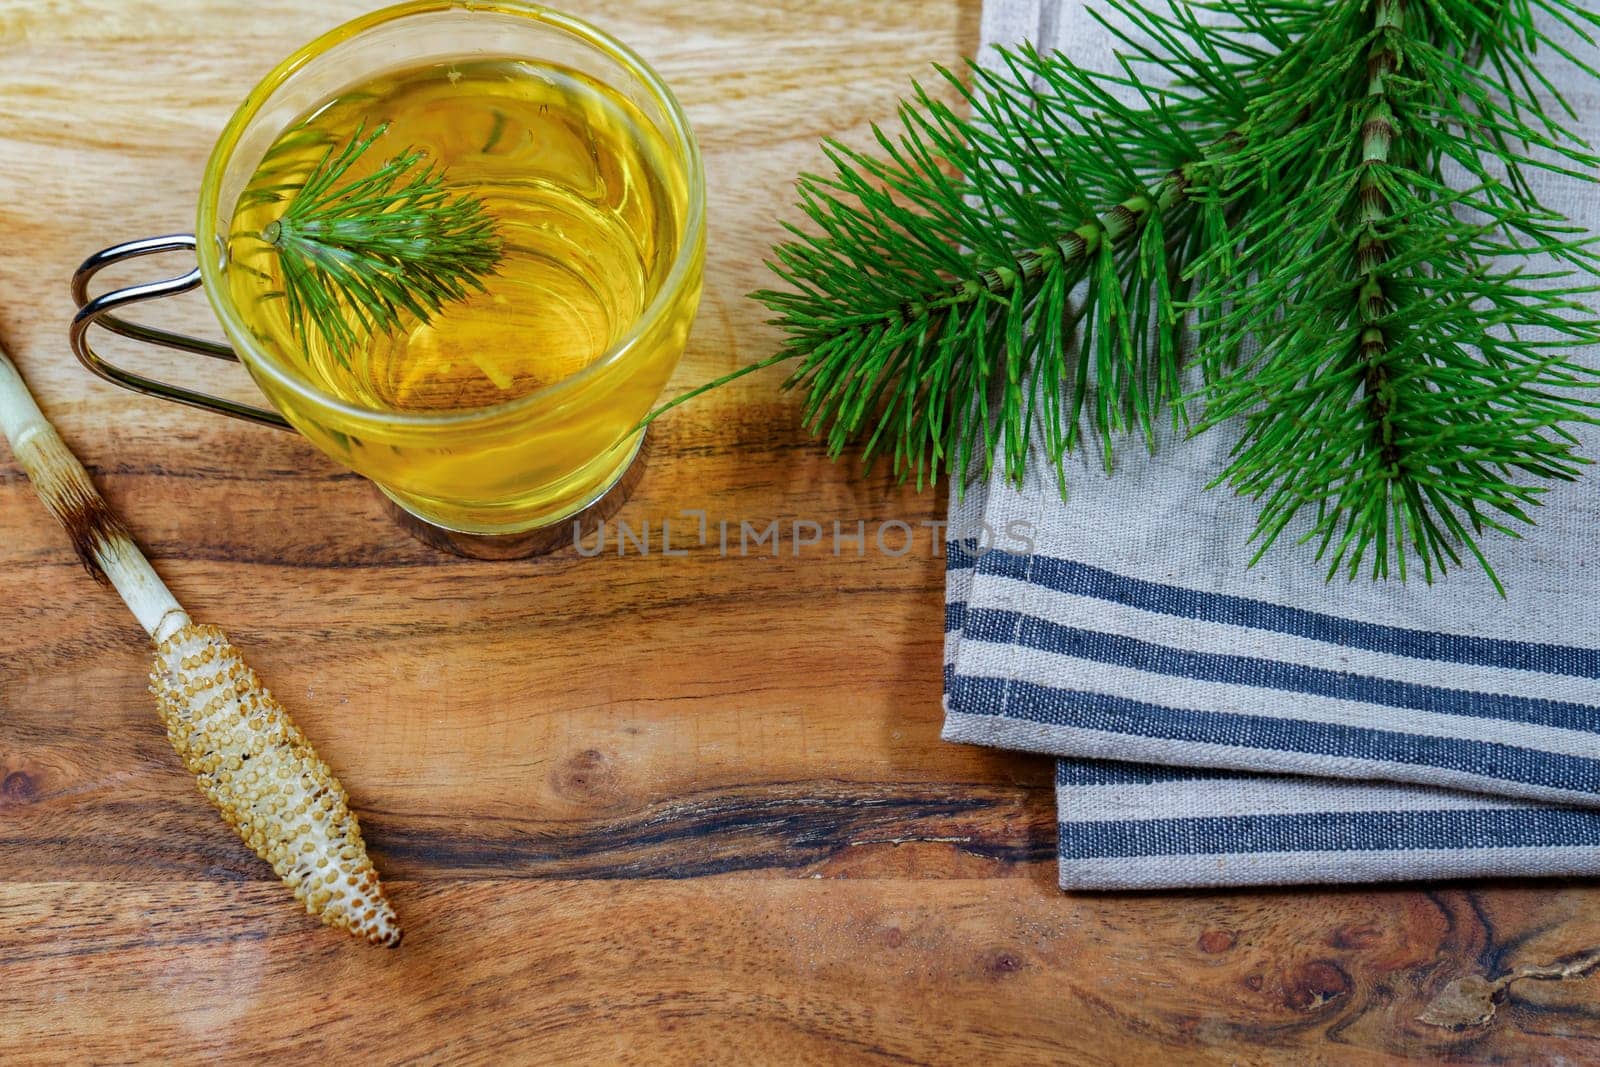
945,0,1600,889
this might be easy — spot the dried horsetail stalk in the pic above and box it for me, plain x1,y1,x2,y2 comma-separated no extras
0,341,400,947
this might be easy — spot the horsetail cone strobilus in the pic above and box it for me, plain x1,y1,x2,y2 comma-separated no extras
0,338,401,947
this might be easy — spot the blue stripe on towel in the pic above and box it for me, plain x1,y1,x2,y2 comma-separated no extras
976,553,1600,677
947,540,983,571
1054,760,1258,786
1058,807,1600,858
962,607,1600,733
946,674,1600,794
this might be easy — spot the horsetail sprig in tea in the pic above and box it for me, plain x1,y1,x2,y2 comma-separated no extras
257,122,504,362
699,0,1600,589
228,59,692,530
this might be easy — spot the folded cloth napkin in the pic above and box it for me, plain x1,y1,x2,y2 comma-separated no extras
946,0,1600,889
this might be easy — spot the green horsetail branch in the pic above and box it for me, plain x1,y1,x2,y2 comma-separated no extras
245,122,504,363
672,0,1600,589
1189,0,1600,590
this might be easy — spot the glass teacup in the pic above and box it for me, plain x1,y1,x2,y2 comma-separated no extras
71,1,705,556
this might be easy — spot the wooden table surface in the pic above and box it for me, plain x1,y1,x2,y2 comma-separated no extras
3,1,1599,1062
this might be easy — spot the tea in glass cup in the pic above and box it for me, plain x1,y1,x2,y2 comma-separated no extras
71,1,705,551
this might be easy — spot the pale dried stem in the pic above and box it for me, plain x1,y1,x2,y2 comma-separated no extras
0,344,187,641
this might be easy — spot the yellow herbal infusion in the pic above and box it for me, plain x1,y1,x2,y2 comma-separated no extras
224,55,701,532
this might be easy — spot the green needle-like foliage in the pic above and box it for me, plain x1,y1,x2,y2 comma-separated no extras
751,14,1248,491
1187,0,1600,590
719,0,1600,588
259,123,504,362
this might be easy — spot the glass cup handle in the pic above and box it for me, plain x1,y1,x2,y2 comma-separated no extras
70,234,292,430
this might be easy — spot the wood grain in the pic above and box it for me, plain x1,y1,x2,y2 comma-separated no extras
0,0,1597,1062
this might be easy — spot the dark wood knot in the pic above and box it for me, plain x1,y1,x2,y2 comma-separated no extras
2,770,36,801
